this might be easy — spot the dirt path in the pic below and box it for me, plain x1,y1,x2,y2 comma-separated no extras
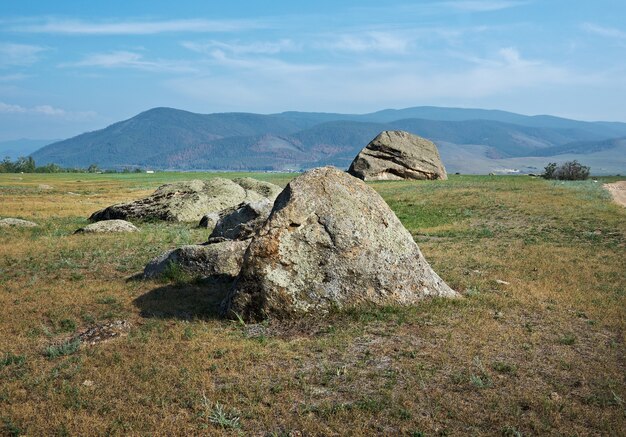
604,181,626,207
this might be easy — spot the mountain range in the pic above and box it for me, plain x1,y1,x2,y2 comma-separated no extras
29,106,626,174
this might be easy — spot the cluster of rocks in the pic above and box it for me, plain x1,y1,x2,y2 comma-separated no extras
89,177,281,223
89,130,455,321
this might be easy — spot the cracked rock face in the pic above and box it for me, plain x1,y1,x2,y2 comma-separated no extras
348,130,447,181
89,178,281,223
209,198,274,241
221,166,457,321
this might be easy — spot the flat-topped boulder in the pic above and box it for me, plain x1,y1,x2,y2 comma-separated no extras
89,178,281,223
143,241,249,280
0,218,38,228
348,130,447,181
75,219,139,234
221,166,457,321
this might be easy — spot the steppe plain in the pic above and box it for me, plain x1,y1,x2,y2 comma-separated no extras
1,172,625,436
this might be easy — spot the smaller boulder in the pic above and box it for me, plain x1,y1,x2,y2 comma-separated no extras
0,218,38,228
209,198,273,241
75,219,139,234
143,240,249,280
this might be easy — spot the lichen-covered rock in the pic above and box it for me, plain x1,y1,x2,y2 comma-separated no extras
75,219,139,234
143,240,249,279
348,130,447,181
221,166,457,321
209,198,273,241
89,178,281,223
0,218,38,228
232,177,283,200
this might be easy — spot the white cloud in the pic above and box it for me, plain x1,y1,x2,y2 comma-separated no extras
182,39,297,55
62,51,196,73
9,18,266,35
442,1,528,12
165,47,587,114
582,23,626,40
0,73,29,82
0,101,96,120
0,43,46,67
321,31,411,54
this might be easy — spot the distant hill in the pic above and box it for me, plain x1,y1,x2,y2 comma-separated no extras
30,106,626,174
0,138,57,160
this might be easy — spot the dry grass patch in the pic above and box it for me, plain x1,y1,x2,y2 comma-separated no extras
0,173,624,435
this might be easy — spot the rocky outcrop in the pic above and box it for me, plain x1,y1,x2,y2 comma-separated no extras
209,198,273,241
348,130,447,181
143,241,249,280
221,166,457,321
89,178,282,223
0,218,38,228
74,219,139,234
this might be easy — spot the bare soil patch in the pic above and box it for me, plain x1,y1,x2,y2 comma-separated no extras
604,181,626,207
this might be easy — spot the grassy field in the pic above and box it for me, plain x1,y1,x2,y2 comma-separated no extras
0,172,624,436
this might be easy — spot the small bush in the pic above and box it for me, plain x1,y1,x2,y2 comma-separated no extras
45,339,81,359
543,160,590,180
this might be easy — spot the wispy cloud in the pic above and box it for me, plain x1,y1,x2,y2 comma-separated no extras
182,39,297,56
166,46,583,115
582,23,626,40
0,101,96,120
7,18,267,35
62,51,195,73
442,1,529,12
0,73,30,82
0,43,46,67
320,31,411,54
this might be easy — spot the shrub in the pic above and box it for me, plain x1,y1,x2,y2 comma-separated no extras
543,160,590,180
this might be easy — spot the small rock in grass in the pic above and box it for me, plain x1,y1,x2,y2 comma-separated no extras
74,219,139,234
0,218,38,228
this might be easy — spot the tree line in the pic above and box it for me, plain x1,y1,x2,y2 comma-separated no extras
0,156,144,174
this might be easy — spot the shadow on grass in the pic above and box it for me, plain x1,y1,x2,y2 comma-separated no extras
133,275,233,320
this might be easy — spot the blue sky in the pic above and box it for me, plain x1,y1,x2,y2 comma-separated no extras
1,0,625,141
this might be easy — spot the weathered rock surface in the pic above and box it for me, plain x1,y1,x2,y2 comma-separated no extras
209,198,273,241
198,212,220,230
222,166,457,321
89,178,281,223
348,130,447,181
75,219,139,234
0,218,38,228
232,177,283,200
143,241,249,279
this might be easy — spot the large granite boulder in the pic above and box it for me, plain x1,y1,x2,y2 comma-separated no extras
348,130,447,181
209,198,273,241
143,241,249,280
0,218,38,228
75,219,139,234
221,166,457,321
89,178,281,223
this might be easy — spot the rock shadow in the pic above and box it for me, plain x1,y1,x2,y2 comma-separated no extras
133,276,233,320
